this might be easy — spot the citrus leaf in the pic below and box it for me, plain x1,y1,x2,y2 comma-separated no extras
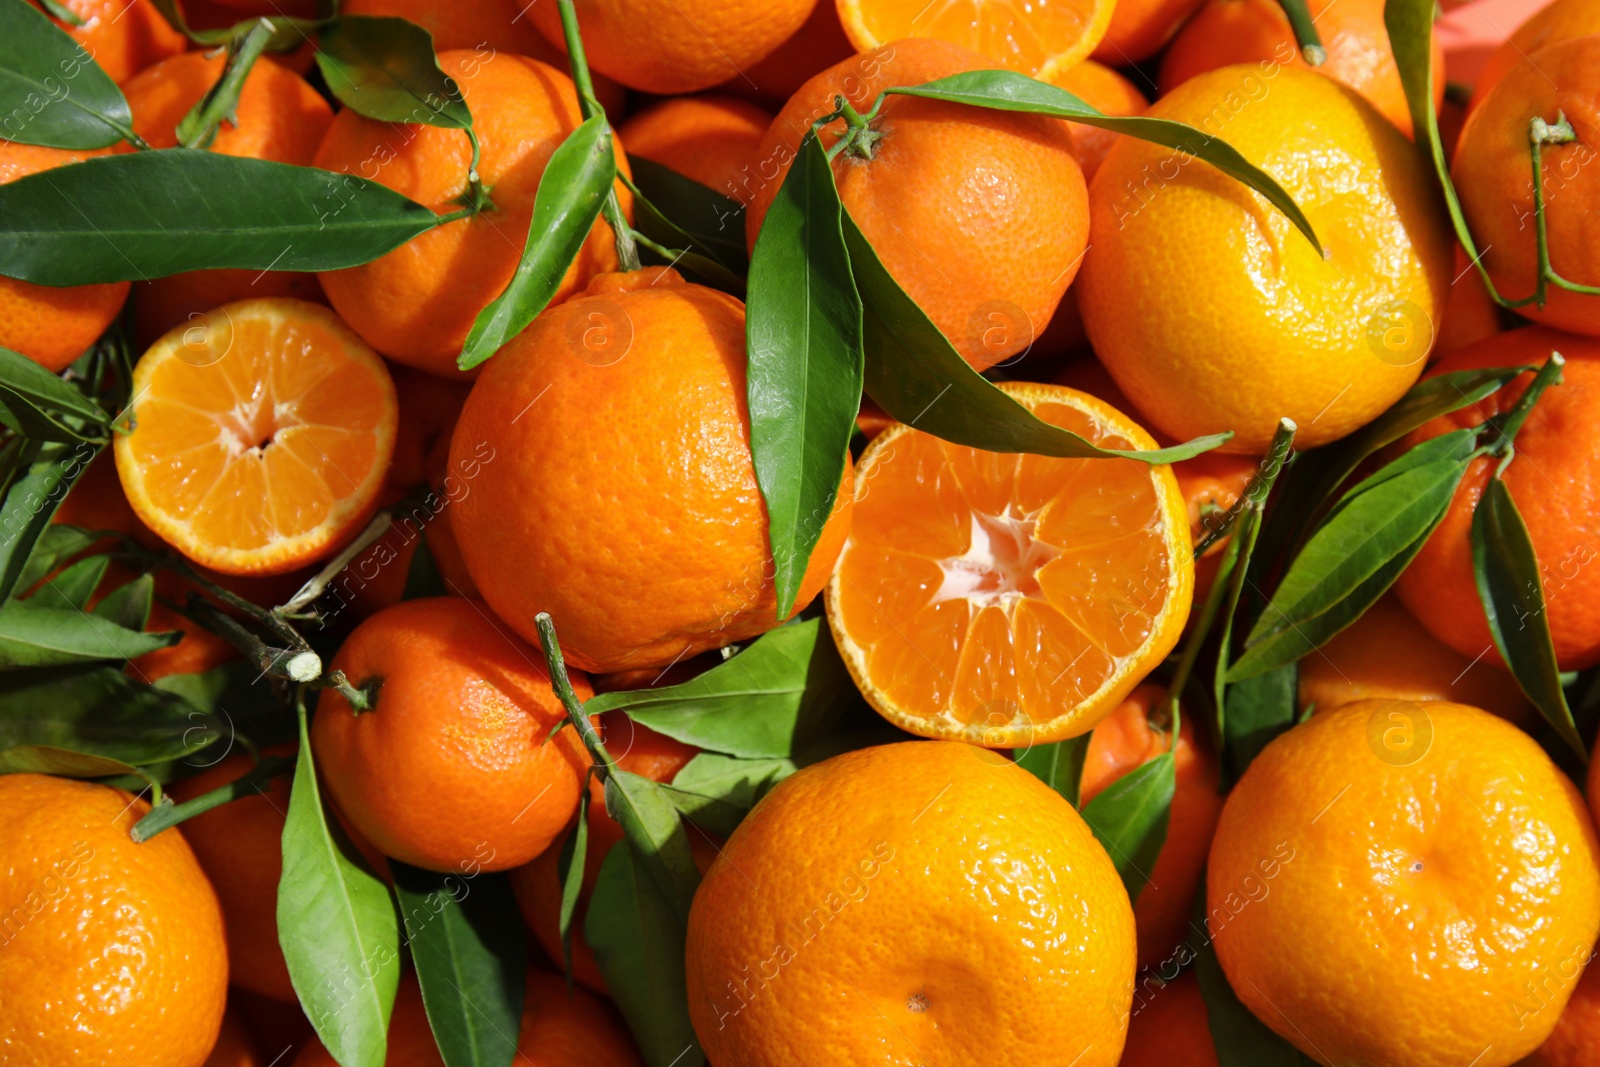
35,0,83,27
669,753,795,811
402,534,446,600
583,618,849,758
0,599,176,667
315,15,471,129
15,522,100,595
153,661,291,748
627,157,748,274
886,70,1321,254
557,789,590,983
0,744,134,777
458,115,614,369
656,782,749,837
0,664,222,769
603,769,701,920
0,151,438,285
26,553,106,610
0,0,133,149
842,212,1229,463
585,840,705,1067
0,347,110,443
279,711,401,1067
1471,477,1586,758
1079,752,1174,903
746,132,862,618
1013,735,1091,808
1223,664,1298,777
1192,888,1317,1065
0,439,97,600
392,863,525,1067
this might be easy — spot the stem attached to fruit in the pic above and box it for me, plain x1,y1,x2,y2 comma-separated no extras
130,753,296,842
534,611,619,781
1482,352,1565,463
556,0,639,272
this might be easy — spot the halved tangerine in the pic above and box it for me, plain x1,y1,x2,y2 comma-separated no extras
826,381,1193,747
114,298,398,576
835,0,1115,79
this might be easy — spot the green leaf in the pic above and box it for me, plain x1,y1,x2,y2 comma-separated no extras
1013,735,1091,808
315,15,471,129
1224,664,1298,776
744,133,862,617
27,553,107,611
1472,477,1586,758
392,863,525,1067
0,599,176,667
94,572,154,631
656,782,749,837
0,664,223,771
627,157,748,275
36,0,84,27
154,661,292,749
279,711,401,1067
583,618,848,758
886,71,1321,254
557,789,590,983
0,440,97,600
402,534,446,600
0,151,438,285
0,744,135,777
0,347,110,443
842,212,1228,463
1192,887,1316,1065
604,769,701,919
458,116,615,369
669,752,796,811
585,841,705,1067
1080,752,1174,902
15,522,100,594
0,0,133,149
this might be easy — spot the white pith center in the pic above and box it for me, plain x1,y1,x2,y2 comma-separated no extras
934,510,1060,610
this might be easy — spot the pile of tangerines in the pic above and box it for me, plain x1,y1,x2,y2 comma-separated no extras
2,0,1599,1064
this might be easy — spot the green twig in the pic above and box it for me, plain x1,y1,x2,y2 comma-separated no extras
533,612,617,778
1482,352,1564,460
176,19,275,149
171,593,322,683
556,0,638,272
130,753,295,842
1274,0,1325,64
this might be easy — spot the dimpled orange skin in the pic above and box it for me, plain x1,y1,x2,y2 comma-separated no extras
529,0,814,94
1394,328,1600,670
1047,60,1149,182
0,774,228,1067
312,597,592,873
717,0,856,108
448,268,853,674
1157,0,1446,138
37,0,186,83
1527,959,1600,1067
617,94,772,197
1079,685,1224,969
1209,700,1600,1067
685,741,1135,1066
0,144,128,371
1470,0,1600,112
313,51,631,377
746,38,1088,371
1120,971,1219,1067
1453,38,1600,337
169,745,298,1004
1079,66,1453,454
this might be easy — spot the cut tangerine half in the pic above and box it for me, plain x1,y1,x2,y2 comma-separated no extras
835,0,1115,79
115,298,398,577
826,382,1193,748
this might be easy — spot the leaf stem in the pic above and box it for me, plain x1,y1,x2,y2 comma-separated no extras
130,753,295,842
1274,0,1326,64
533,612,617,778
555,0,638,272
1192,415,1297,557
1483,352,1564,458
172,592,323,683
176,18,275,149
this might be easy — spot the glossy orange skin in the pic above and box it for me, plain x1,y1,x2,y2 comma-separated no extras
1470,0,1600,112
717,0,855,108
1453,37,1600,337
512,714,700,993
747,38,1088,371
0,774,228,1067
449,268,853,673
1047,59,1149,182
1158,0,1446,137
293,970,642,1066
617,94,772,199
313,51,631,377
313,598,591,873
1395,327,1600,670
170,745,298,1004
1079,685,1224,969
1093,0,1207,64
1527,955,1600,1067
1121,971,1219,1067
0,144,128,370
202,1008,264,1067
35,0,185,83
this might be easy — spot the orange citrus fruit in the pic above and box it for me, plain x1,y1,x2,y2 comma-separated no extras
448,267,853,673
1471,0,1600,111
685,740,1136,1064
836,0,1115,79
1080,684,1225,968
37,0,186,84
0,773,228,1067
827,381,1192,747
1047,59,1150,181
1436,246,1502,359
1157,0,1446,137
0,143,129,371
1094,0,1208,65
1394,326,1600,670
1079,65,1454,453
528,0,814,94
313,51,631,377
1121,971,1219,1067
617,94,771,199
169,745,298,1004
1208,699,1600,1067
1526,957,1600,1067
1297,594,1533,725
1452,36,1600,337
114,298,399,576
748,38,1088,371
313,597,591,873
717,0,855,107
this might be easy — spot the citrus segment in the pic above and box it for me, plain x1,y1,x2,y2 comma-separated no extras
115,299,398,576
837,0,1115,77
827,382,1192,746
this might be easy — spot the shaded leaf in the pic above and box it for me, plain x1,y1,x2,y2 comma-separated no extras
604,769,701,919
0,440,97,600
584,618,849,758
656,782,748,838
0,0,132,149
1080,753,1174,902
0,664,222,770
0,599,175,667
316,15,471,128
15,522,102,595
27,553,106,611
0,744,134,777
557,788,590,982
0,347,109,442
669,753,796,811
402,533,446,599
94,572,154,631
1013,735,1091,808
628,157,748,275
1224,664,1298,776
459,116,614,369
0,151,437,285
393,863,525,1067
